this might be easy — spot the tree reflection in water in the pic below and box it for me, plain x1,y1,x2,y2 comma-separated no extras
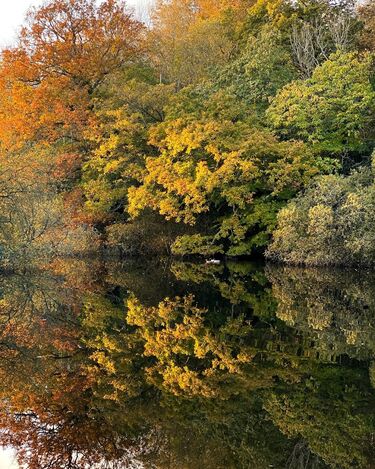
0,259,372,468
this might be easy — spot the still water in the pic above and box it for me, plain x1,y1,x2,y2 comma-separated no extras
0,258,373,468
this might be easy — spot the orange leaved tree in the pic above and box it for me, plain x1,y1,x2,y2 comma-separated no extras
0,0,143,150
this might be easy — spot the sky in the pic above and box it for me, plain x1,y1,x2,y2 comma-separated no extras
0,0,151,46
0,448,19,469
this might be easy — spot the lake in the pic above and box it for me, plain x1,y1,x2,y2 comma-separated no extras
0,258,373,468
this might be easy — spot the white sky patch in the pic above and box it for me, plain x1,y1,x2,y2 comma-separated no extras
0,448,19,468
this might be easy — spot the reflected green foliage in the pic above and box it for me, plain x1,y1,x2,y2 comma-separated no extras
0,259,372,468
265,368,374,469
267,265,375,361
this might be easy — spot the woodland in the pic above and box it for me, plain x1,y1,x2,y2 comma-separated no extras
0,3,374,467
1,0,375,265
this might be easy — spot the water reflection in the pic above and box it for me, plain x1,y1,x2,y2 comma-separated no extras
0,259,372,468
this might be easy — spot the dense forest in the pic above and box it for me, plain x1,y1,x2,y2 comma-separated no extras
1,0,375,265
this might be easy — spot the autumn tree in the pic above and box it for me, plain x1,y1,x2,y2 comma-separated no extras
0,0,143,150
127,90,332,256
148,0,247,86
358,0,375,51
81,81,175,221
0,0,143,261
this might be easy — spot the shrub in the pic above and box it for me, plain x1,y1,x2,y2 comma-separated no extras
267,160,375,266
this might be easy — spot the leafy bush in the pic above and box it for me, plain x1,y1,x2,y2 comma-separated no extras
267,158,375,265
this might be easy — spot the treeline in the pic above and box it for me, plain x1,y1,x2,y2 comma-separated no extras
2,0,375,263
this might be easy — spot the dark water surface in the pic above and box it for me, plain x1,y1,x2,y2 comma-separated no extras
0,259,373,468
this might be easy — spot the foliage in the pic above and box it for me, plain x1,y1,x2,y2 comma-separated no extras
267,157,375,265
358,0,375,52
267,51,375,156
0,148,99,263
128,90,331,255
0,0,374,262
148,0,248,86
0,0,143,151
267,265,375,358
126,293,255,397
264,368,374,469
82,107,146,220
214,26,297,109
